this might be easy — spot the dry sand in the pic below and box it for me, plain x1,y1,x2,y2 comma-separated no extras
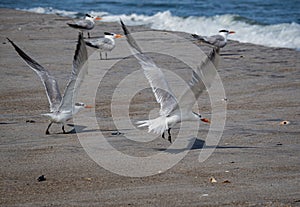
0,8,300,206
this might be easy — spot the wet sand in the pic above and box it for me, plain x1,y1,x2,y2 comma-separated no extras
1,8,300,206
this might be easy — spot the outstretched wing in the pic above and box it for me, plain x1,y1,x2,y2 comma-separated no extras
121,19,178,116
58,33,88,113
178,48,220,112
7,38,62,112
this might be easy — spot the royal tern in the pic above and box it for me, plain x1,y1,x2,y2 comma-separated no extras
121,20,219,143
85,32,123,60
192,30,235,48
7,33,92,135
67,14,102,38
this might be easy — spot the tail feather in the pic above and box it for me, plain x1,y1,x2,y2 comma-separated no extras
136,117,167,135
85,41,99,49
191,34,205,41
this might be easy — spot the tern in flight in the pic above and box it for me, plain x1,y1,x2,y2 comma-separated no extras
85,32,123,60
192,30,235,48
121,20,220,143
67,14,102,38
7,33,92,135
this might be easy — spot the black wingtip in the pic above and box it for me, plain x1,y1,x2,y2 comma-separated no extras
73,32,87,68
191,34,202,39
84,40,98,49
7,37,16,48
120,18,124,26
6,37,12,43
7,37,21,51
78,32,83,40
120,19,130,36
75,32,84,52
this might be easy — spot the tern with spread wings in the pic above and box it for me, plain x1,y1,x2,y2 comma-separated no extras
7,33,92,135
121,20,220,143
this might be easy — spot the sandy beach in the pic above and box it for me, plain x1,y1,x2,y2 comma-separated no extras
0,8,300,206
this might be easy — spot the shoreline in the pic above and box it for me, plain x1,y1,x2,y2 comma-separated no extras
1,8,300,206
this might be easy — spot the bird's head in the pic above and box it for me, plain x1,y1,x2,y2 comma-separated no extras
218,29,235,38
104,32,123,39
85,14,102,21
74,102,93,113
193,112,211,124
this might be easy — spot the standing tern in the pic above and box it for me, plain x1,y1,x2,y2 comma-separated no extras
7,33,92,135
192,30,235,48
85,32,123,60
121,20,220,143
67,14,102,38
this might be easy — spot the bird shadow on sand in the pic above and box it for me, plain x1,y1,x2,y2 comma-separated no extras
154,138,257,154
0,122,18,125
220,53,241,56
57,124,99,134
56,125,123,135
91,56,128,61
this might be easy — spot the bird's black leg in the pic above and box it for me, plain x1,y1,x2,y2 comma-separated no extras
45,122,52,135
88,32,91,38
162,132,165,139
62,125,66,134
167,128,172,143
105,52,108,60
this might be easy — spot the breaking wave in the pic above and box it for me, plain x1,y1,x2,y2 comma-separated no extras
20,7,300,49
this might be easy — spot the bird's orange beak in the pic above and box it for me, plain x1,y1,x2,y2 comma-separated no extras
95,17,102,21
84,105,93,109
201,118,211,124
229,31,235,34
115,34,123,38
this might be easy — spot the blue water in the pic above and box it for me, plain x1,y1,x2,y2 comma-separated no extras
1,0,300,49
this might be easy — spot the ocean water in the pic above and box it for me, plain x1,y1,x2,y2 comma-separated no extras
1,0,299,49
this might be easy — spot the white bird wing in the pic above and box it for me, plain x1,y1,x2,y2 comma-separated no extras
177,48,220,112
121,19,178,116
57,33,88,113
7,38,62,112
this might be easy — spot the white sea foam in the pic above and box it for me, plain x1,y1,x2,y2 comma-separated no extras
99,11,300,49
19,7,78,18
21,8,300,49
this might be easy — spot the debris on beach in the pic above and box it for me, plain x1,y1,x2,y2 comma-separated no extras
209,177,217,183
221,98,228,102
280,120,290,125
26,120,36,123
222,180,231,184
111,131,123,136
37,175,46,182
